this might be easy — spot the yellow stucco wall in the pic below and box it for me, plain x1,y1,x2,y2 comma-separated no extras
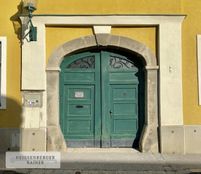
0,0,22,127
46,27,93,63
1,0,201,127
111,27,156,55
36,0,182,15
182,0,201,124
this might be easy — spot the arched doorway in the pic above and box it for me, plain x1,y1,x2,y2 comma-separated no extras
46,34,158,152
59,49,145,148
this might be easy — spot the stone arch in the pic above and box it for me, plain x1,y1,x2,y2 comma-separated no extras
47,34,157,69
46,34,159,152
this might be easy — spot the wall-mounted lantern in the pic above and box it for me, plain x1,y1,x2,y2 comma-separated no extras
23,0,37,41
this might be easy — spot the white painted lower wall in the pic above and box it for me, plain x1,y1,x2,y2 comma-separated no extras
0,125,201,154
0,128,20,152
0,128,46,152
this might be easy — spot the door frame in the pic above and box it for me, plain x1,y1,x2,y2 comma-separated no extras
46,34,159,152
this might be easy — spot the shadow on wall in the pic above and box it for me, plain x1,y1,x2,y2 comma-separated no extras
10,0,36,44
10,1,24,41
10,0,30,42
0,96,23,152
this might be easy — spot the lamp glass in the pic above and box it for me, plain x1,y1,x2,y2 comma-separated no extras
23,0,37,9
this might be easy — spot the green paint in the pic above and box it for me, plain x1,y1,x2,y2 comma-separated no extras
60,50,143,148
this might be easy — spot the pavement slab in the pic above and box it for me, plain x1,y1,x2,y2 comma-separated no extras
0,149,201,174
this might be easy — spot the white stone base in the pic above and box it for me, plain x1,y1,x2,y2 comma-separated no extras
0,128,20,152
21,128,46,151
0,126,201,154
160,126,185,154
160,125,201,154
185,125,201,154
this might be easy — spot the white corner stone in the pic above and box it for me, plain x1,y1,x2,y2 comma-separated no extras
160,126,184,154
184,125,201,154
21,128,46,151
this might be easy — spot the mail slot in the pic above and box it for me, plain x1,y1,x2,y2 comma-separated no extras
76,105,84,108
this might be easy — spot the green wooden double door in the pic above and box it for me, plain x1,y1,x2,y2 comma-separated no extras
60,50,141,148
